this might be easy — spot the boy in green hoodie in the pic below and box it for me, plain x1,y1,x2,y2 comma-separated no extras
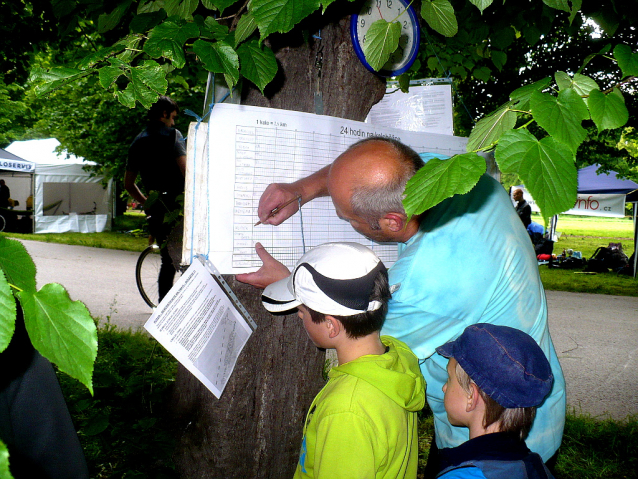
262,242,426,479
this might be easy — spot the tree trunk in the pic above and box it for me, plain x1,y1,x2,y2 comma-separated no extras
171,11,386,478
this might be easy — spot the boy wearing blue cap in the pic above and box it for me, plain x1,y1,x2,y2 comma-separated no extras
435,324,555,479
261,242,426,479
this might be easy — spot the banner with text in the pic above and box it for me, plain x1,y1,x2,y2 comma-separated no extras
514,188,626,217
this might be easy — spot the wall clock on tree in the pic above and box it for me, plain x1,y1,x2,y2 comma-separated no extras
350,0,421,77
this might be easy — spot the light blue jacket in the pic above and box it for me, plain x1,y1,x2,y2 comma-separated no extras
381,173,566,461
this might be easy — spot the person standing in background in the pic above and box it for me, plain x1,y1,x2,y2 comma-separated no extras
124,96,186,301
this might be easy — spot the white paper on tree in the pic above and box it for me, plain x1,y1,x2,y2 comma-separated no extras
365,82,454,135
183,103,467,274
144,257,254,398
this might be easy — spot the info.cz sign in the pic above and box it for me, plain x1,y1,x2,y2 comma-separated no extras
515,188,626,218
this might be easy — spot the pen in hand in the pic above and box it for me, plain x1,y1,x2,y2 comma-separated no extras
254,194,302,226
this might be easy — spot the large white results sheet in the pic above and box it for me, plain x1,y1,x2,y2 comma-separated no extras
183,104,467,274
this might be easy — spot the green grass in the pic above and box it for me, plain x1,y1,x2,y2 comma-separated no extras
57,323,178,478
2,212,150,252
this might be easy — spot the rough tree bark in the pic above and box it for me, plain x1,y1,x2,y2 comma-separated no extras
170,9,386,478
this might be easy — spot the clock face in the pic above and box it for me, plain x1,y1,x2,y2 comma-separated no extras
351,0,420,77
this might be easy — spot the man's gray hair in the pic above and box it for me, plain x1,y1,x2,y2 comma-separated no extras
348,137,424,229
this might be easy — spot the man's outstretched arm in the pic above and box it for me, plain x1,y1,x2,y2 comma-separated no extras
257,165,331,225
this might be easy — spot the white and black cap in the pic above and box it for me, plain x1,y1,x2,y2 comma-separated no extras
261,242,386,316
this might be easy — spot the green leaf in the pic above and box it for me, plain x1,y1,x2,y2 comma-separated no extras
251,0,321,39
193,40,240,88
403,153,486,218
362,20,402,72
202,0,217,8
587,88,629,133
235,13,258,47
84,410,111,436
614,44,638,77
117,60,168,109
0,236,36,294
0,270,17,353
77,44,126,69
466,101,517,151
30,67,93,97
195,15,229,41
209,0,240,14
421,0,458,37
98,65,125,89
163,0,199,18
138,0,163,14
17,284,97,394
398,73,411,93
98,0,133,33
0,440,13,479
472,66,491,82
510,77,551,111
495,129,577,219
237,40,278,94
568,0,582,24
523,25,541,46
555,71,598,96
116,34,145,63
530,89,588,154
491,50,507,71
542,0,570,12
470,0,493,14
143,20,200,68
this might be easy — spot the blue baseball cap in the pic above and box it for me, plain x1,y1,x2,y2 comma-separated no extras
436,324,554,409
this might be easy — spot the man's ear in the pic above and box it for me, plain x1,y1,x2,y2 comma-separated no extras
381,213,407,232
324,315,342,339
466,383,481,412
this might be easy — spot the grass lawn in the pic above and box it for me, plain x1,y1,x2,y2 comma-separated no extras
535,214,637,297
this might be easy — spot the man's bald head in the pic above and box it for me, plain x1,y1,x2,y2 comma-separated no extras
328,138,424,229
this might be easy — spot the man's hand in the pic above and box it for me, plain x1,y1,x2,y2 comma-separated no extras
257,183,302,226
235,243,291,289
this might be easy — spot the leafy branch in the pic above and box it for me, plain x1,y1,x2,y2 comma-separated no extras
403,43,637,221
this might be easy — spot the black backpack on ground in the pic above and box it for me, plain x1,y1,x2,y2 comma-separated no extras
585,244,629,273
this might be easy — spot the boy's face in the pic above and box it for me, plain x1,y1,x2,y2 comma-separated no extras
297,304,328,348
442,358,470,427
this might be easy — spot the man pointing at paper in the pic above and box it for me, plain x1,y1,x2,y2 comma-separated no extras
236,137,565,476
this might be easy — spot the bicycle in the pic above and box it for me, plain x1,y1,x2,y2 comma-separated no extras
136,243,162,308
135,241,181,308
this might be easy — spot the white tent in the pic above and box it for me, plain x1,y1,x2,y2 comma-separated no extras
3,139,113,234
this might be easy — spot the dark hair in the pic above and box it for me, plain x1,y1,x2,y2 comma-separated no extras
307,266,390,339
456,362,537,440
147,95,179,121
347,137,424,229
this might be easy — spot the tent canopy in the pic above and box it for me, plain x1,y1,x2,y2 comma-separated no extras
578,164,638,200
2,139,113,234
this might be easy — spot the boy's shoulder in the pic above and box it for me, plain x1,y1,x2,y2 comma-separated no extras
319,337,425,417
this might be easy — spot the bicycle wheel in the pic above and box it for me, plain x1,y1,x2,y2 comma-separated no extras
0,215,5,232
136,245,162,308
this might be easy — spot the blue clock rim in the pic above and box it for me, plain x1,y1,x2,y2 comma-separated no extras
350,0,421,78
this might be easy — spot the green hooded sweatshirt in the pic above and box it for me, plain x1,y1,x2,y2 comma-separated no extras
293,336,426,479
